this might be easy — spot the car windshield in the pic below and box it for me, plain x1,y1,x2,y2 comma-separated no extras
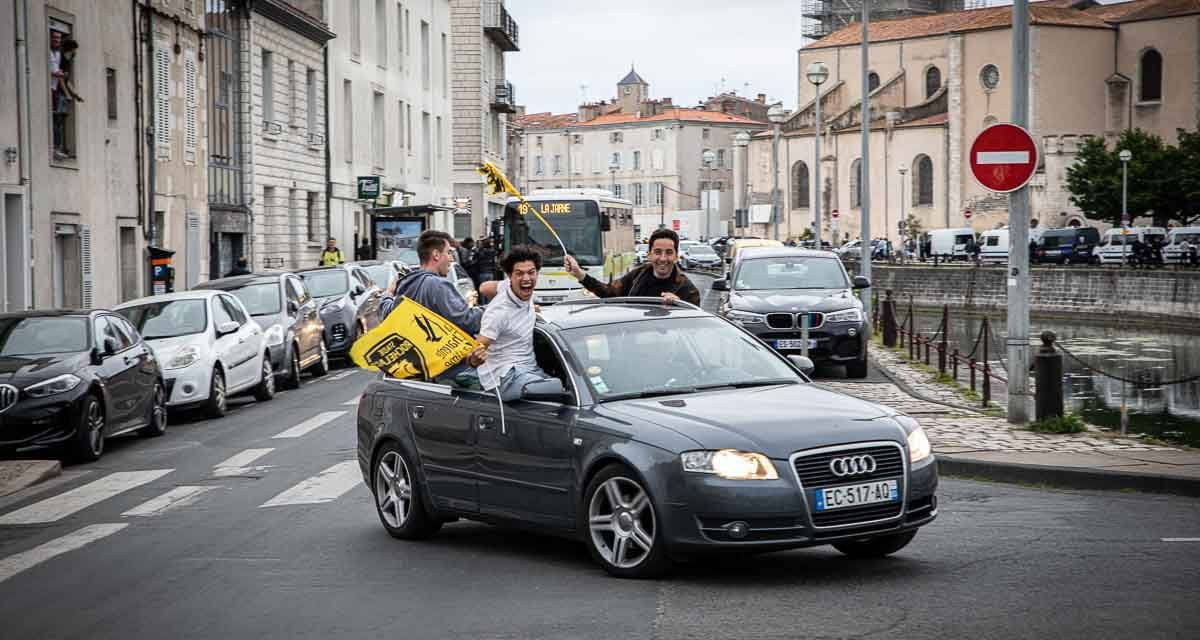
0,316,89,356
561,316,800,400
735,256,848,290
363,265,395,288
118,299,208,340
1172,233,1200,244
227,283,281,316
301,270,350,297
690,245,717,256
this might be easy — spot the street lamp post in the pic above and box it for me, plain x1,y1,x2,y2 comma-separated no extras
1120,148,1132,265
732,131,751,235
768,104,787,241
702,149,716,241
897,163,907,262
806,61,829,249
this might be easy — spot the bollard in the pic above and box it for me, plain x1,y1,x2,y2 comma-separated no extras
883,290,897,347
1034,331,1064,421
924,336,931,365
952,348,959,381
938,305,949,374
981,318,991,407
969,357,977,392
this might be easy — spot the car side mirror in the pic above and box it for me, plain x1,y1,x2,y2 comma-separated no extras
216,320,240,336
100,337,121,358
711,279,729,291
90,347,105,366
287,300,299,315
788,355,815,376
852,276,871,289
521,379,570,403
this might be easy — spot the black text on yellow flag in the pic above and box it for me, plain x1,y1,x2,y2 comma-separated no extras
350,298,477,380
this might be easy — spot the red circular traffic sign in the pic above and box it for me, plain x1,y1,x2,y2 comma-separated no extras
969,123,1038,193
964,209,973,220
831,209,840,219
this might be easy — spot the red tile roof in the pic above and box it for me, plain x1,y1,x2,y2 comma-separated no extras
514,112,579,129
518,108,763,130
1110,0,1200,22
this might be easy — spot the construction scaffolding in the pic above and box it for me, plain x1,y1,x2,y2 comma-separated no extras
801,0,989,40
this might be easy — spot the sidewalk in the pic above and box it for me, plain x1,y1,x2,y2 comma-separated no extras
817,346,1200,497
0,459,62,497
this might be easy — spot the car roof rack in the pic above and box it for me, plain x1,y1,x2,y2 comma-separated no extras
554,296,703,313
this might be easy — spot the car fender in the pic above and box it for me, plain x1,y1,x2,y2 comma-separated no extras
577,440,680,514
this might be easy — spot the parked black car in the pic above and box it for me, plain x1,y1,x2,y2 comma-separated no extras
196,272,329,389
713,248,870,378
297,265,384,358
0,310,167,462
356,298,937,578
1035,227,1101,264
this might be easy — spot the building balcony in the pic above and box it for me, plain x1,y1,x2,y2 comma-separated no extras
483,0,520,52
491,82,517,114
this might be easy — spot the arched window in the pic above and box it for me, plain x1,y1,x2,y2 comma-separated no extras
912,154,934,207
1140,49,1162,102
867,72,880,93
850,158,862,209
791,161,810,209
925,66,942,99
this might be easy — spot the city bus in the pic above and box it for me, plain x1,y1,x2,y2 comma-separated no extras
500,189,635,305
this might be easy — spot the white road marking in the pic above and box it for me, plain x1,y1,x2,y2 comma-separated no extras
122,486,215,517
215,448,274,469
326,371,355,382
976,151,1030,164
343,396,361,406
271,411,345,439
0,523,129,584
259,461,361,507
1161,537,1200,542
0,470,173,525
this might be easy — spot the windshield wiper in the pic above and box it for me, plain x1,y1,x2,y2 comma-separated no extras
692,378,799,391
602,387,698,401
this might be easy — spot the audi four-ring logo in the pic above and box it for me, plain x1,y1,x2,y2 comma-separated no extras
829,454,877,477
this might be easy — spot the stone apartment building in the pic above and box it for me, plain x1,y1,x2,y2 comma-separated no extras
325,0,455,256
513,69,767,240
741,0,1200,244
450,0,519,239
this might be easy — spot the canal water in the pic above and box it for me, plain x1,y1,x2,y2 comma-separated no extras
906,310,1200,447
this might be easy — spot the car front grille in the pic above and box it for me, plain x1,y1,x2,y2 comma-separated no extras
810,501,902,527
793,443,906,529
0,384,17,413
764,312,825,330
330,323,347,343
766,313,793,329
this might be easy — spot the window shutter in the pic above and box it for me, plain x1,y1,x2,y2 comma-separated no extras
80,224,94,309
154,47,171,159
184,54,198,163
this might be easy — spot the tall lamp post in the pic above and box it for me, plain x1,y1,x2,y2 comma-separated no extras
1119,148,1132,264
806,61,829,248
702,149,716,241
768,104,787,241
732,131,751,235
897,163,907,260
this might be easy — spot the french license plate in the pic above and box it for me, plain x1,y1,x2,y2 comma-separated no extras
814,480,898,511
775,339,817,349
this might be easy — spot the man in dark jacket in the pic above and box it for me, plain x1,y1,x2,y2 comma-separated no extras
564,228,701,305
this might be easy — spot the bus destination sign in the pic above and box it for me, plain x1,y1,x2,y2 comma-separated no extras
518,202,575,215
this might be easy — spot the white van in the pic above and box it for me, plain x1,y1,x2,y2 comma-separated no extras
1096,227,1167,264
979,229,1008,263
927,228,976,261
1164,226,1200,264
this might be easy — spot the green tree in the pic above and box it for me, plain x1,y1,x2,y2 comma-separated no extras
1065,129,1177,227
1174,126,1200,225
904,214,923,239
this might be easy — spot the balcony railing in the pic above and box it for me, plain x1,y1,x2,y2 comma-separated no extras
483,0,519,52
491,81,517,113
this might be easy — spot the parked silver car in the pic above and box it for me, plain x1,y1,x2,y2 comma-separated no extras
297,265,383,358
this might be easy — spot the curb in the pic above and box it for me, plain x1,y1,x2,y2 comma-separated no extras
0,460,63,498
868,351,986,415
938,455,1200,498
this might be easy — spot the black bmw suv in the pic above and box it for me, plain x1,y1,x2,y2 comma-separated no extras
713,248,870,378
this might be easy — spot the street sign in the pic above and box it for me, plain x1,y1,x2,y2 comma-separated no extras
969,123,1038,193
357,176,381,200
831,209,839,219
964,209,973,220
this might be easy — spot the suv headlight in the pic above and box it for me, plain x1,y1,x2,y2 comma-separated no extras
24,373,83,398
825,307,863,323
166,346,199,370
681,450,779,480
264,324,285,347
726,309,765,325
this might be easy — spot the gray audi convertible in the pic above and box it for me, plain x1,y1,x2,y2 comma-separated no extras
355,298,938,578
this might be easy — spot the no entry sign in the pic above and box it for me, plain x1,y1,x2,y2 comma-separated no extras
969,123,1038,193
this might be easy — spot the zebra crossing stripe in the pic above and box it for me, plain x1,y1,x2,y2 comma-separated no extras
0,470,173,525
271,411,346,439
122,486,215,517
0,523,128,584
259,461,361,507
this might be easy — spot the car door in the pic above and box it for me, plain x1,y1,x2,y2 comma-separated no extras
286,276,321,363
396,379,479,514
352,268,382,329
219,294,260,390
474,330,578,528
92,315,141,430
210,295,245,389
109,315,158,422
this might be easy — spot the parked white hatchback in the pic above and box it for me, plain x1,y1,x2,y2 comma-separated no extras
115,290,274,417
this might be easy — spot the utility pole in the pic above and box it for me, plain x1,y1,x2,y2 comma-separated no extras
1007,0,1032,424
858,1,872,322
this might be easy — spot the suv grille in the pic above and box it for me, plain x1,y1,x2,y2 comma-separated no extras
765,312,825,331
766,313,793,329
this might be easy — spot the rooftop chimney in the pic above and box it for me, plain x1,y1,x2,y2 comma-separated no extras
756,93,767,104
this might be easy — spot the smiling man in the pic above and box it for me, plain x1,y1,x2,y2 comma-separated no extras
565,228,701,305
473,246,565,402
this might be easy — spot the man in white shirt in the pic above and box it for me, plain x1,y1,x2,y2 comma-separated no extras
473,246,564,401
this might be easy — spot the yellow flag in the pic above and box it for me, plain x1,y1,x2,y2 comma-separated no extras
349,297,477,380
477,161,567,257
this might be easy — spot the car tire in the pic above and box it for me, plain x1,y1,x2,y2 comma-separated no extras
310,339,330,377
582,464,673,579
69,394,106,462
372,441,442,540
846,358,869,379
252,354,276,402
138,382,169,438
203,368,228,418
281,345,302,390
832,530,917,557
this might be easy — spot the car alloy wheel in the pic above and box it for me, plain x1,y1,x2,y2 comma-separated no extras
205,369,227,418
139,383,168,437
584,467,671,578
311,340,329,377
253,355,276,401
372,442,441,539
70,395,105,462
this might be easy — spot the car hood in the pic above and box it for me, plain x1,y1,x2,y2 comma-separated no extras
316,294,350,308
728,288,859,314
0,352,90,386
600,384,903,459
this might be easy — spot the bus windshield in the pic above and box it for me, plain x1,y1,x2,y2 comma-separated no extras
504,200,603,267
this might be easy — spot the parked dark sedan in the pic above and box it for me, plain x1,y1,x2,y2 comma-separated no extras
355,298,937,578
0,310,167,462
713,248,870,378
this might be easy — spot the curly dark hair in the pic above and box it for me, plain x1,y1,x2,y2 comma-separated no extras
499,245,543,275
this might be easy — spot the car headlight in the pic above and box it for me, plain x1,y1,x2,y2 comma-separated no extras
681,450,779,480
321,298,347,313
907,427,932,463
726,309,765,325
264,324,285,347
825,307,863,323
23,373,83,398
166,346,199,370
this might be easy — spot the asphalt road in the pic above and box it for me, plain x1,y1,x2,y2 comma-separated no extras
1,275,1198,639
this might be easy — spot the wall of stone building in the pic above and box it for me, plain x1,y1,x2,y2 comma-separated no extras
798,36,951,114
1034,26,1112,136
248,15,328,272
451,0,483,169
1117,15,1200,143
870,264,1200,327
